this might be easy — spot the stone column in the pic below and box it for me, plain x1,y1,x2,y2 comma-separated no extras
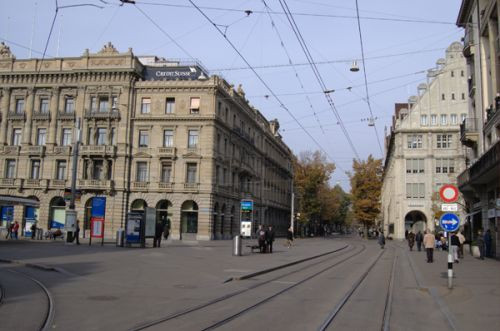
0,87,11,145
47,87,60,148
22,88,35,145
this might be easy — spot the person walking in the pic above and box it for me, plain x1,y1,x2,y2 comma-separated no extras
477,230,485,260
267,225,275,253
408,231,415,251
451,232,460,263
30,223,37,240
457,231,466,258
424,230,435,263
73,221,80,245
484,229,492,258
5,221,12,239
153,221,163,248
286,227,293,248
378,231,386,249
12,221,19,240
405,229,409,240
257,225,267,253
415,231,423,252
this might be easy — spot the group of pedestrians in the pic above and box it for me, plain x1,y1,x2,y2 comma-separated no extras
4,221,20,239
256,225,276,253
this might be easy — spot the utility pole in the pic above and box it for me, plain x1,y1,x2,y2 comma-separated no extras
290,178,294,235
65,118,81,243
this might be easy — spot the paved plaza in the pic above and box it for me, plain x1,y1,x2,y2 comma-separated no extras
0,236,498,330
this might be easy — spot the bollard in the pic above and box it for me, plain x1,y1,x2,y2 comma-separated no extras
233,235,242,256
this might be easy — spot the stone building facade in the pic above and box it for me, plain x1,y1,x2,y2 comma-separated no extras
0,42,293,240
457,0,500,258
381,42,468,239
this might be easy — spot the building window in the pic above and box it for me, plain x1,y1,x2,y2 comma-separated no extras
436,159,454,174
11,129,22,146
461,70,464,77
450,114,458,125
92,160,104,180
5,160,15,178
111,96,118,110
64,97,75,113
406,158,424,174
407,134,422,149
190,97,200,114
461,93,465,100
141,98,151,114
37,128,47,145
188,129,199,148
441,94,445,101
97,128,107,145
436,134,452,148
420,115,428,126
61,128,72,146
163,130,173,147
161,163,172,182
90,97,97,112
30,160,40,179
56,161,66,180
186,163,197,183
98,97,109,113
215,165,220,185
138,130,149,147
440,114,447,125
406,183,425,199
136,162,148,182
451,71,454,77
431,114,437,126
15,99,25,114
460,113,467,123
40,98,49,113
451,93,455,100
110,128,116,145
165,97,175,114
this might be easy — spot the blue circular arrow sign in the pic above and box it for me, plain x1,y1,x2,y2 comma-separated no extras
439,213,460,232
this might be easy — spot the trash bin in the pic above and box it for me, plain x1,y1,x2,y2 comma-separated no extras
233,235,242,256
116,228,124,247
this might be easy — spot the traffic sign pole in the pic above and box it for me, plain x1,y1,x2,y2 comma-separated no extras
440,212,460,289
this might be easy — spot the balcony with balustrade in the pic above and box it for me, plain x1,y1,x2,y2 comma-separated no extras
184,182,199,191
22,145,46,157
460,118,479,147
78,179,114,191
84,109,121,120
53,146,72,155
132,181,149,191
50,179,67,189
80,145,116,157
157,147,176,158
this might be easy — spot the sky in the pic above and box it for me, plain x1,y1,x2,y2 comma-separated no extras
0,0,465,189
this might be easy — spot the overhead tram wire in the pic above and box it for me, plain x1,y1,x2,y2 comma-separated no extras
354,0,383,156
183,0,348,174
262,0,325,134
134,1,455,25
277,0,360,161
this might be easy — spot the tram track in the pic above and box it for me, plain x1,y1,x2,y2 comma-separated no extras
130,242,365,331
7,268,55,331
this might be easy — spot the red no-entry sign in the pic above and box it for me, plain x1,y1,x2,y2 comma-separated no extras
439,184,459,203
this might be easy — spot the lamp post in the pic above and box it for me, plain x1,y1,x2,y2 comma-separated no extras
65,117,81,243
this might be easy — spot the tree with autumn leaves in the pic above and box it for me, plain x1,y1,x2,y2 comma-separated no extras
349,155,383,237
293,151,351,234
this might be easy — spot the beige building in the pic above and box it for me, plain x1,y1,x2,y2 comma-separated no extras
0,42,293,240
381,42,468,239
457,0,500,258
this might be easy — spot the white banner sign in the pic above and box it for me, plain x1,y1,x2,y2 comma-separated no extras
441,203,458,212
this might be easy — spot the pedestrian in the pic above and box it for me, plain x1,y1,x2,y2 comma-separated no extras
12,221,19,240
378,231,386,249
267,225,275,253
457,231,466,258
408,231,415,251
256,225,266,253
73,220,80,245
286,227,293,248
5,221,12,239
415,231,423,252
477,230,485,260
163,223,170,240
440,234,448,251
451,232,460,263
30,223,37,240
423,230,435,263
153,221,163,248
405,229,409,240
484,229,492,258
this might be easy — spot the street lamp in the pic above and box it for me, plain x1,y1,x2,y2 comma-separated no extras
65,117,81,243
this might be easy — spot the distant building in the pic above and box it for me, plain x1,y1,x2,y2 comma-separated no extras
381,42,468,239
0,42,293,240
457,0,500,258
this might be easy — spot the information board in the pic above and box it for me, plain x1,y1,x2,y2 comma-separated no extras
144,207,156,238
91,217,104,238
126,212,143,244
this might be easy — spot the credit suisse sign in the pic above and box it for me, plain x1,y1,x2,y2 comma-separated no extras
143,66,204,81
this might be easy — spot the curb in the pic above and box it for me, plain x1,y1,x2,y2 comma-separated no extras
225,244,349,283
0,258,58,273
